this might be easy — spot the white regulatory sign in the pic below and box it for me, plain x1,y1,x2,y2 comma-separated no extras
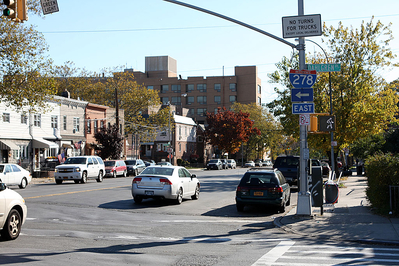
299,114,310,126
41,0,59,15
282,14,322,38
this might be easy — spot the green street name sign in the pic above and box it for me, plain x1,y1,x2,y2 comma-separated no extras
306,63,341,72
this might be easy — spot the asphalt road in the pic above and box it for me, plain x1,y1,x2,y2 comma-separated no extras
0,168,297,265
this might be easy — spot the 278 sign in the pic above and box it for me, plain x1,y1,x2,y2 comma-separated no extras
289,69,317,88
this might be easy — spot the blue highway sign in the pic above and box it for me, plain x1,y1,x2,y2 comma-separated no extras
289,69,317,88
292,103,314,114
291,88,313,102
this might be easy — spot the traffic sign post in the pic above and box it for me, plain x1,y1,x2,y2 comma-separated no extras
292,103,314,114
282,14,322,38
289,69,317,88
306,63,341,72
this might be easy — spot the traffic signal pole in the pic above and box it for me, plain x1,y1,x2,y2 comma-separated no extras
164,0,312,216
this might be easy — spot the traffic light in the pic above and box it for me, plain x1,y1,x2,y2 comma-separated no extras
3,0,17,20
309,114,318,132
319,115,336,132
2,0,27,22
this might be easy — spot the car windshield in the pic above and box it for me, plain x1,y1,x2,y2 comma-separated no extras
227,160,233,163
141,167,174,176
64,158,87,164
275,157,299,167
125,160,137,165
209,160,219,163
104,161,116,167
239,173,277,187
0,165,3,172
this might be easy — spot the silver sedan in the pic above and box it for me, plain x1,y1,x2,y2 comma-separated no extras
131,166,200,204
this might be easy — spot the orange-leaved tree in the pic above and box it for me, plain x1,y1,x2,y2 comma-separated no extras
204,107,261,156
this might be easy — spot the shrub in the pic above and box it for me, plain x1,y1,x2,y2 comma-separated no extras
365,153,399,215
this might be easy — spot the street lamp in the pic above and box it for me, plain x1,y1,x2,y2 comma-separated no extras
298,38,335,175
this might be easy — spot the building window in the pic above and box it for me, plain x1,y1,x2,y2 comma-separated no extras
51,115,58,129
257,84,261,94
34,114,41,127
197,96,207,104
172,84,181,93
186,84,194,92
258,97,262,105
21,114,27,124
229,83,236,92
188,109,195,116
2,113,10,123
214,83,221,92
94,120,98,132
214,96,221,104
187,96,194,105
87,119,91,134
229,95,237,103
197,84,207,92
161,85,169,93
63,115,67,130
214,108,218,114
197,108,207,116
171,96,181,105
100,120,104,129
161,97,169,105
73,117,80,132
147,85,154,90
179,142,181,152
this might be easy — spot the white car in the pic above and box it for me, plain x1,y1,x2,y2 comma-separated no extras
244,161,255,167
0,164,32,189
54,156,105,184
131,166,200,204
0,183,27,240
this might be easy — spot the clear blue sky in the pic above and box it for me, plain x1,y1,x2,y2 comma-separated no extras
28,0,399,104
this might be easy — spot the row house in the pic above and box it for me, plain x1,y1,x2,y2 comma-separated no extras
0,95,124,176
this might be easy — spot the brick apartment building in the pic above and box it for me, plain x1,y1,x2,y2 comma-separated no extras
126,56,262,124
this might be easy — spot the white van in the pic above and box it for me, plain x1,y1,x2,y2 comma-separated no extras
54,156,105,184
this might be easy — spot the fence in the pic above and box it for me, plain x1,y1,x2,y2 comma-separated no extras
389,185,399,214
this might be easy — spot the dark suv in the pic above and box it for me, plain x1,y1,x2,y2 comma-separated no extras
235,168,291,213
273,156,299,185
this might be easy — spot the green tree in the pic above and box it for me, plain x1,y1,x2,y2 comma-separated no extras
204,107,260,157
268,18,399,160
94,124,124,160
231,102,283,160
0,3,56,112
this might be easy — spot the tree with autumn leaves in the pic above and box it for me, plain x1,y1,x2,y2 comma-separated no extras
204,107,261,157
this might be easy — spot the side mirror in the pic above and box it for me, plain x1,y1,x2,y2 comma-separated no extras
0,183,6,191
191,174,197,179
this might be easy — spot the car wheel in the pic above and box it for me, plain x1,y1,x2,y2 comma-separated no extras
81,172,87,183
1,209,22,240
175,188,183,204
19,177,27,189
112,171,117,178
97,171,103,182
123,170,127,177
191,184,200,200
134,196,143,204
56,179,63,184
236,203,245,212
74,180,80,184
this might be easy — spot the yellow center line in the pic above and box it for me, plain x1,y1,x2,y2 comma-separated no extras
25,185,131,199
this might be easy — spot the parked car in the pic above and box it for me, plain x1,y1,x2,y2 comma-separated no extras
227,159,237,169
157,161,173,166
244,161,255,168
0,164,31,189
221,159,228,169
104,160,127,178
273,156,299,185
254,159,263,167
125,159,146,176
207,159,223,170
131,166,200,204
235,168,291,213
263,159,273,167
54,156,105,184
0,182,27,240
144,160,156,167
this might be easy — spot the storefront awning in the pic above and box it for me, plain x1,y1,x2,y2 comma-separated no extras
0,139,19,150
33,138,58,149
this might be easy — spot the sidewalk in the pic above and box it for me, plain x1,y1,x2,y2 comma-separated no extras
274,173,399,245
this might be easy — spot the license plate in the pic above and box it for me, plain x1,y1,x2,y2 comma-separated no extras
63,177,68,179
145,191,154,196
254,191,264,196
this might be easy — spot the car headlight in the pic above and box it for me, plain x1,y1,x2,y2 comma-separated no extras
55,168,58,173
75,167,81,172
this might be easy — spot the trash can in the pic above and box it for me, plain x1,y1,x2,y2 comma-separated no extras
356,165,363,176
325,181,339,204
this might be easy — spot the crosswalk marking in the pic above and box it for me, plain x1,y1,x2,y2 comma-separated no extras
252,241,295,265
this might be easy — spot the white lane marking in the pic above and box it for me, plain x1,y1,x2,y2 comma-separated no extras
252,240,295,265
